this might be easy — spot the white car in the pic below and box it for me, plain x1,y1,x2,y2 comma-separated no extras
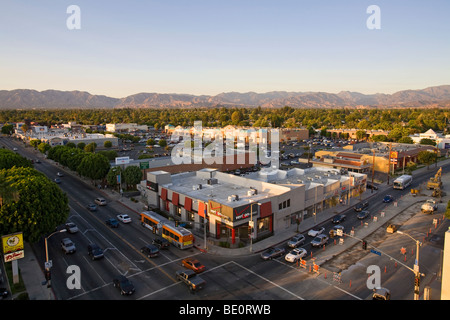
308,227,325,237
117,214,132,223
285,248,307,263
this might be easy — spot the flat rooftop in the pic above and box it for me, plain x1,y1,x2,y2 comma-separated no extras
164,169,289,208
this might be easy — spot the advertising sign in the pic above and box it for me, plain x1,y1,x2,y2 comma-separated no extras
2,232,24,262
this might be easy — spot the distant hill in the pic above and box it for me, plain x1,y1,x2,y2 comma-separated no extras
1,85,450,109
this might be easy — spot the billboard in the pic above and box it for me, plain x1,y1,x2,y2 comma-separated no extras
2,232,24,262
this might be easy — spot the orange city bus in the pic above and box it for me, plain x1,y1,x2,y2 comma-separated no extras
140,211,194,250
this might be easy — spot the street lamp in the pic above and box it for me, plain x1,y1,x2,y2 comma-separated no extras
44,229,67,287
397,230,424,300
249,201,261,253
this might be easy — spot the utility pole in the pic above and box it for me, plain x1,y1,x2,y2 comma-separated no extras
387,143,392,185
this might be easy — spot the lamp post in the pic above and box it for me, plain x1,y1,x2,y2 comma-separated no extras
249,201,261,253
44,229,67,288
397,231,423,300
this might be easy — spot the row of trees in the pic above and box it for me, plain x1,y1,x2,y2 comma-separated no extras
0,149,69,242
46,144,143,189
1,107,448,134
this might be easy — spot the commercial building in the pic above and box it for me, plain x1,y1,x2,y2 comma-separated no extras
140,167,366,246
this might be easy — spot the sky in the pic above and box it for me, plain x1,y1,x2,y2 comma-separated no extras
0,0,449,98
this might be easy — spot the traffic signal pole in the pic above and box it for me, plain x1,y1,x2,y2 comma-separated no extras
341,230,424,299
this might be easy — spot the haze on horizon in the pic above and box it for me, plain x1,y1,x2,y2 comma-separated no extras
0,0,449,98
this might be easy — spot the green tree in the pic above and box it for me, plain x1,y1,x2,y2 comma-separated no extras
77,153,110,181
84,142,97,153
417,150,437,169
419,138,436,146
158,139,167,148
122,165,143,189
104,140,112,148
38,142,51,154
30,139,41,149
1,124,14,135
0,167,69,242
0,149,33,170
106,166,122,188
398,136,414,144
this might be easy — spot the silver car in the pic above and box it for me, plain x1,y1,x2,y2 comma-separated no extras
311,234,329,247
61,238,76,254
287,234,306,248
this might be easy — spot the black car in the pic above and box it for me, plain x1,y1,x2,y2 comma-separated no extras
354,201,369,212
88,243,104,260
113,275,135,295
141,244,160,258
366,182,378,190
152,238,170,249
357,210,370,220
332,214,346,224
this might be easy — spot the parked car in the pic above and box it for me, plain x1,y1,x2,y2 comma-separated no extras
354,201,369,212
181,257,205,273
366,182,379,190
311,234,329,247
105,218,119,228
152,238,170,249
87,243,104,260
61,238,76,254
357,210,370,220
117,214,131,223
65,222,78,234
332,214,346,224
140,244,160,258
260,247,285,260
308,227,325,237
56,172,64,177
95,197,107,206
287,234,306,248
383,195,394,203
54,178,61,184
285,248,307,263
113,275,135,295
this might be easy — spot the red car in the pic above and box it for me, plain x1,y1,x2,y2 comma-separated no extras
181,257,205,273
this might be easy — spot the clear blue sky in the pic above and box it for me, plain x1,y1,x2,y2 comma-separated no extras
0,0,449,97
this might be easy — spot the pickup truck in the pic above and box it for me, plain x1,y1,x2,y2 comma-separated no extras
175,269,206,292
421,199,438,214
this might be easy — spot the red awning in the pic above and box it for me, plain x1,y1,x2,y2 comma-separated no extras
161,188,167,200
260,202,272,218
184,197,192,212
172,192,179,206
198,202,207,218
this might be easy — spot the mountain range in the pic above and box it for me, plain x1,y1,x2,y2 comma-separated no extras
1,85,450,109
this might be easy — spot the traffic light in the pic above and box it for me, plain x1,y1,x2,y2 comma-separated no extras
362,241,367,250
175,220,179,227
414,276,420,287
45,269,51,281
